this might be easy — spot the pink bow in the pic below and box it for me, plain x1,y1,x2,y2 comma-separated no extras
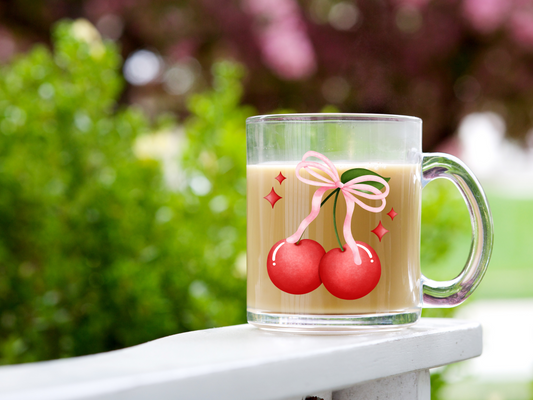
286,151,390,265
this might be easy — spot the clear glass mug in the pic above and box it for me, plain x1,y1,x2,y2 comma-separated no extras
246,114,493,332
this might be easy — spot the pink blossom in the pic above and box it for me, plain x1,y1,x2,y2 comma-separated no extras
462,0,511,33
167,40,198,61
242,0,298,19
84,0,143,18
243,0,316,80
509,10,533,48
391,0,430,9
0,28,15,63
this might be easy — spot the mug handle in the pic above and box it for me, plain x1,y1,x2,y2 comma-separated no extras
421,153,494,307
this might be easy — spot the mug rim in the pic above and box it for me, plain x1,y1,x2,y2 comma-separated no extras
246,113,421,124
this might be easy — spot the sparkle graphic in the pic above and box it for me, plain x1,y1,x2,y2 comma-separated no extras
264,187,282,208
275,172,286,184
387,208,398,221
371,221,389,242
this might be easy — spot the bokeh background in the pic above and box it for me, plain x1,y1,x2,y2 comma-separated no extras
1,0,533,399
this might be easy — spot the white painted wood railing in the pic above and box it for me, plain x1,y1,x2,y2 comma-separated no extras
0,318,482,400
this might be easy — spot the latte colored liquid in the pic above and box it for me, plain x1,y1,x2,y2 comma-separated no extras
247,163,421,315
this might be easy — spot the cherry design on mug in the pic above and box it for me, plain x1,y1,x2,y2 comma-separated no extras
267,239,325,295
275,172,286,184
266,151,391,300
371,221,388,242
263,172,286,208
319,243,381,300
265,171,326,295
263,187,282,208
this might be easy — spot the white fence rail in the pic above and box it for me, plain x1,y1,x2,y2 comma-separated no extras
0,318,482,400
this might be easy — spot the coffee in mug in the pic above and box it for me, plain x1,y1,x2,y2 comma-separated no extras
246,114,493,332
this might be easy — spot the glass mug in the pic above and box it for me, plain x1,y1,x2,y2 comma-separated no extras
246,114,493,332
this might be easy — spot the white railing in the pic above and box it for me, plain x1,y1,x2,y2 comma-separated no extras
0,318,482,400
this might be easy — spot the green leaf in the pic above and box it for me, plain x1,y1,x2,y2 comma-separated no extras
340,168,390,191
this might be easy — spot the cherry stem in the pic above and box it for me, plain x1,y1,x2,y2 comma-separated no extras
321,188,339,207
296,188,340,245
333,189,344,251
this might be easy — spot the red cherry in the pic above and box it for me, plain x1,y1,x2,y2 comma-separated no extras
267,239,325,295
319,242,381,300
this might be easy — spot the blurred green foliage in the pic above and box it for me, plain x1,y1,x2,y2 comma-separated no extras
420,178,471,400
177,61,255,329
0,20,251,365
421,179,470,275
420,177,470,323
